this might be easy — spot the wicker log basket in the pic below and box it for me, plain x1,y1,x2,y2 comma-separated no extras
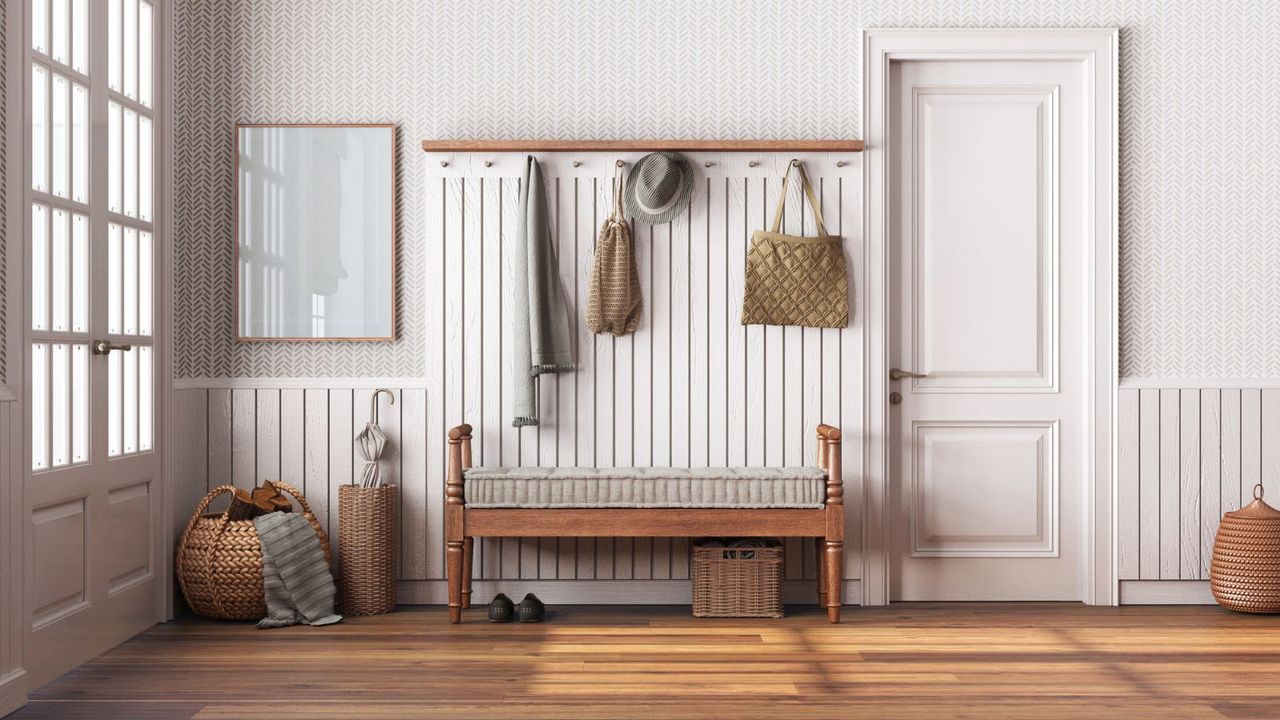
1211,483,1280,614
338,484,398,616
176,482,332,621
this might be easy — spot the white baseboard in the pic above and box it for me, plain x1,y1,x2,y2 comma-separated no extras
1119,580,1216,605
0,669,27,718
396,579,862,606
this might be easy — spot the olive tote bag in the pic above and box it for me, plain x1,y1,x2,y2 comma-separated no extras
740,160,849,328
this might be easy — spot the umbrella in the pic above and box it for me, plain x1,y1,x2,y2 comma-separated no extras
355,389,395,488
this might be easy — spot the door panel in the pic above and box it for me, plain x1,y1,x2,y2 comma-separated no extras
890,59,1085,601
25,0,161,687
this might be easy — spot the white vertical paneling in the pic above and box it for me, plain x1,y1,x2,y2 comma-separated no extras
494,177,519,580
1159,389,1181,578
725,175,747,468
781,165,806,577
689,177,710,470
707,177,729,468
1242,389,1262,511
670,207,691,469
424,175,447,581
1262,389,1280,502
255,388,280,481
280,389,304,488
1117,387,1139,579
400,388,427,580
1221,389,1242,513
303,388,330,554
231,388,256,489
1137,388,1160,579
172,389,208,543
1199,389,1220,579
1178,389,1199,578
327,389,353,561
744,177,765,467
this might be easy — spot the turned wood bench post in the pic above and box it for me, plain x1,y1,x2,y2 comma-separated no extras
818,423,843,623
446,423,473,623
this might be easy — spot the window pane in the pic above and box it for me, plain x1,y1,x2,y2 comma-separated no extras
139,345,153,452
52,343,68,467
33,344,49,470
108,348,121,457
51,209,68,332
51,73,68,198
51,0,68,65
139,231,152,335
124,0,137,99
32,65,48,192
108,223,121,334
108,101,121,212
72,214,87,332
72,83,87,202
124,346,138,454
139,2,153,107
71,0,88,74
72,344,88,464
124,108,137,217
32,204,48,331
139,116,152,220
108,0,121,91
124,227,138,335
33,0,48,54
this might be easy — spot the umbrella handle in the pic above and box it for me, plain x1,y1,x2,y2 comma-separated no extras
370,388,395,425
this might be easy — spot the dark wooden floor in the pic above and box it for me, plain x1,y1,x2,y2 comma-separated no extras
11,603,1280,719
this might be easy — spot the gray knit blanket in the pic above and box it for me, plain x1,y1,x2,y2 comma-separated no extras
511,155,575,426
253,512,342,629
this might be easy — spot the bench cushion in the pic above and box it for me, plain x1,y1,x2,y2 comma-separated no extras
462,466,827,509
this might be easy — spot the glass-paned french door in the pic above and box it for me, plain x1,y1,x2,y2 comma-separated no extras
25,0,162,688
30,0,155,471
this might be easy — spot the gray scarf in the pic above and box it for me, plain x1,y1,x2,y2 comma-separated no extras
512,155,574,426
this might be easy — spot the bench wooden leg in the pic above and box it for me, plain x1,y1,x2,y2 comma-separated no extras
447,539,464,623
815,537,827,608
461,537,474,609
824,539,842,623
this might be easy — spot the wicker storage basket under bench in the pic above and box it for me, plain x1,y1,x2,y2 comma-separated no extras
692,541,784,618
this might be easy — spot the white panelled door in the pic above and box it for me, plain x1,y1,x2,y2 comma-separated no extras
889,59,1086,600
25,0,160,686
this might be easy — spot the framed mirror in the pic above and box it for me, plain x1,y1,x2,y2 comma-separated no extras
236,123,396,341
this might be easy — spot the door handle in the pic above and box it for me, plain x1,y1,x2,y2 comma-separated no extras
92,340,133,355
889,368,927,381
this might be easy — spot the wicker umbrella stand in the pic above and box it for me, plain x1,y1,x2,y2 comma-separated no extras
338,484,398,615
1211,484,1280,614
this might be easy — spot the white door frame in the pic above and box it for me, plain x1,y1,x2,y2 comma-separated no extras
861,28,1119,606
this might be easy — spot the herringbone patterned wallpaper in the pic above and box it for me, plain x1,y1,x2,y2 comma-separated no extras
173,0,1280,380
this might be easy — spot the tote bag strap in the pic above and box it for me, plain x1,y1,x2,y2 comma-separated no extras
769,160,830,237
609,162,626,222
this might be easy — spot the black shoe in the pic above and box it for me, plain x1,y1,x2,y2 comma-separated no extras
516,593,545,623
488,593,514,623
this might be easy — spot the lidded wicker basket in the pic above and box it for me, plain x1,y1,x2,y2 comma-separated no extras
176,482,332,621
1210,483,1280,614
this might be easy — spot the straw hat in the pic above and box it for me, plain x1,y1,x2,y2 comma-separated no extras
624,151,694,224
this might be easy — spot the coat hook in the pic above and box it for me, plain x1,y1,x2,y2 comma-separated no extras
748,160,760,168
790,158,800,167
483,160,493,167
573,160,583,167
835,160,847,168
440,160,448,168
704,160,714,168
616,159,625,168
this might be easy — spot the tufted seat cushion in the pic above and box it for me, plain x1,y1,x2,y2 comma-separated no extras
462,466,828,509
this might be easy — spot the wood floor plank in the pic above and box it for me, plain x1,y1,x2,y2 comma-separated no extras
12,604,1280,719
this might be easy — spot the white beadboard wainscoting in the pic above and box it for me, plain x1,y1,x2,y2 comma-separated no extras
172,151,865,605
1,399,23,711
1117,386,1280,604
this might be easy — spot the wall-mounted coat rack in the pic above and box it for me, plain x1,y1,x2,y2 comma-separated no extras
421,139,864,153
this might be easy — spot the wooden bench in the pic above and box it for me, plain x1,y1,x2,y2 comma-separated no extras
445,423,844,623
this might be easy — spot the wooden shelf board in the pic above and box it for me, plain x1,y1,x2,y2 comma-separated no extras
421,139,864,153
